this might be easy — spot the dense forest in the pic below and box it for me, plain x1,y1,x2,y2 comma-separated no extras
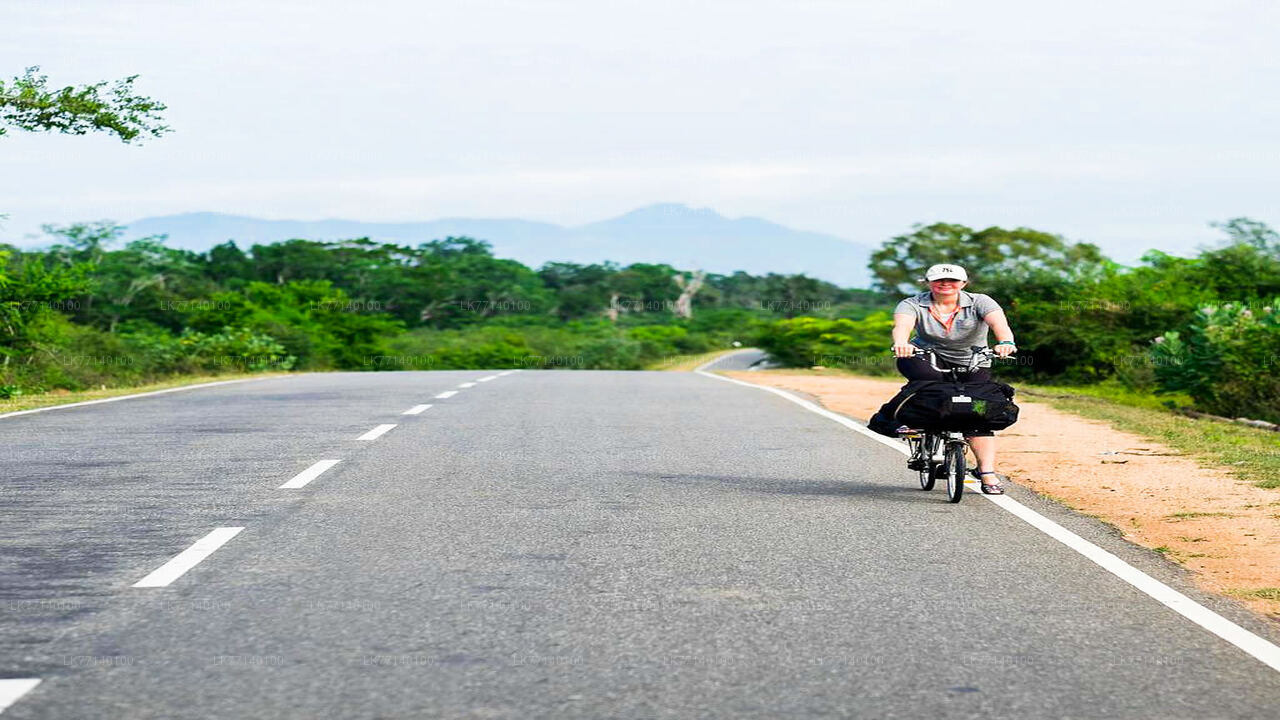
2,216,1277,423
0,220,883,386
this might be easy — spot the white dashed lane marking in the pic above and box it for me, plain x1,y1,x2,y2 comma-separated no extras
132,527,245,588
357,424,397,441
3,370,523,713
0,679,41,714
279,459,341,489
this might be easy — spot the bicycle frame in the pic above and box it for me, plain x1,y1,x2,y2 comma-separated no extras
899,346,997,501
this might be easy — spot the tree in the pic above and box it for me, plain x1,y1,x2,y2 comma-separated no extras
1196,218,1280,302
759,273,830,318
206,241,253,286
1210,217,1280,253
39,223,215,333
611,263,680,314
868,223,1107,296
0,246,92,360
0,66,170,143
538,261,618,320
672,269,706,319
41,220,122,266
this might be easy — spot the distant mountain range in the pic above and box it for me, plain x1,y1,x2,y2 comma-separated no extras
120,203,875,288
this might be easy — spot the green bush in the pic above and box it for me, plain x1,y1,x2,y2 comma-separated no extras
627,325,688,357
0,312,293,394
384,319,727,371
181,280,400,370
1149,301,1280,422
753,313,896,375
178,327,296,372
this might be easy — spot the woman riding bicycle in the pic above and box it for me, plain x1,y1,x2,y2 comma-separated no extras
891,263,1017,494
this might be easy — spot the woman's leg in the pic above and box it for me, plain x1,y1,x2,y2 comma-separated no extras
896,355,943,381
963,366,996,476
969,435,996,474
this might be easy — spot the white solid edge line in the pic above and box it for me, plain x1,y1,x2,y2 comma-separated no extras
434,390,458,399
477,376,499,382
0,679,41,714
696,368,903,452
402,404,433,415
279,459,341,489
0,377,277,421
357,424,397,441
132,527,244,588
694,368,1280,674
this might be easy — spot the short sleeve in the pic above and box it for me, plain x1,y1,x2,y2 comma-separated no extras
972,293,1002,318
893,298,917,316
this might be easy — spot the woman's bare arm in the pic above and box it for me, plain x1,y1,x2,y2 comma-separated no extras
892,313,916,358
983,309,1017,356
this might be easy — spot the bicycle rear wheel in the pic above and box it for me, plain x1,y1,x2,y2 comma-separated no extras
944,441,966,503
905,436,935,490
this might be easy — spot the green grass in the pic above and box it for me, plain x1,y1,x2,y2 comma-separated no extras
1012,382,1280,490
0,372,292,414
1020,379,1194,412
1163,511,1237,521
1225,587,1280,601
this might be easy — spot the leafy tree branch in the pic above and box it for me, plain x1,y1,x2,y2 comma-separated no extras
0,66,170,143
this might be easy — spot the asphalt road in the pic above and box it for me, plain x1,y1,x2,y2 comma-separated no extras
699,348,771,371
2,369,1279,719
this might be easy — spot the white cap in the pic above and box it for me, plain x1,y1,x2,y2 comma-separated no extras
924,264,968,282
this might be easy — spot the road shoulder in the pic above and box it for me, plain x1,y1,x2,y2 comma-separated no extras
0,372,295,417
719,369,1280,623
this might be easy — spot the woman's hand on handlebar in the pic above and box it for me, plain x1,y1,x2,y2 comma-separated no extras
993,343,1017,358
892,343,916,359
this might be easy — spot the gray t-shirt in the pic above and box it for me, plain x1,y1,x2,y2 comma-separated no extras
893,290,1003,367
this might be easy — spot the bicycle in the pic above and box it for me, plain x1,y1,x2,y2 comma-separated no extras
898,346,1003,503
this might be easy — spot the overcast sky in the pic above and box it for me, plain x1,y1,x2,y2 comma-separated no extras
3,0,1277,262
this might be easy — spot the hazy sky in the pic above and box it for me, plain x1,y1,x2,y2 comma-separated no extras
3,0,1277,262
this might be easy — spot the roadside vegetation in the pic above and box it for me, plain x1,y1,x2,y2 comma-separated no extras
4,217,1277,442
0,225,886,397
0,372,291,415
754,219,1280,426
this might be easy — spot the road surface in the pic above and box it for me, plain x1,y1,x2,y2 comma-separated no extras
2,369,1279,718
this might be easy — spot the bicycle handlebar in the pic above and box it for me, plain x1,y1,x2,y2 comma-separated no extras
908,345,1013,374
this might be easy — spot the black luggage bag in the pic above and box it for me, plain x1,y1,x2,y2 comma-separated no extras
868,379,1019,437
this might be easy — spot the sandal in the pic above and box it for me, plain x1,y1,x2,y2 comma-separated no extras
978,471,1004,495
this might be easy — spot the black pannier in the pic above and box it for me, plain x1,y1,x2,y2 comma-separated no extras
868,379,1019,437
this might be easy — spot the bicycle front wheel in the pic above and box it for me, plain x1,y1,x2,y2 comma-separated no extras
917,435,936,490
945,442,966,503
